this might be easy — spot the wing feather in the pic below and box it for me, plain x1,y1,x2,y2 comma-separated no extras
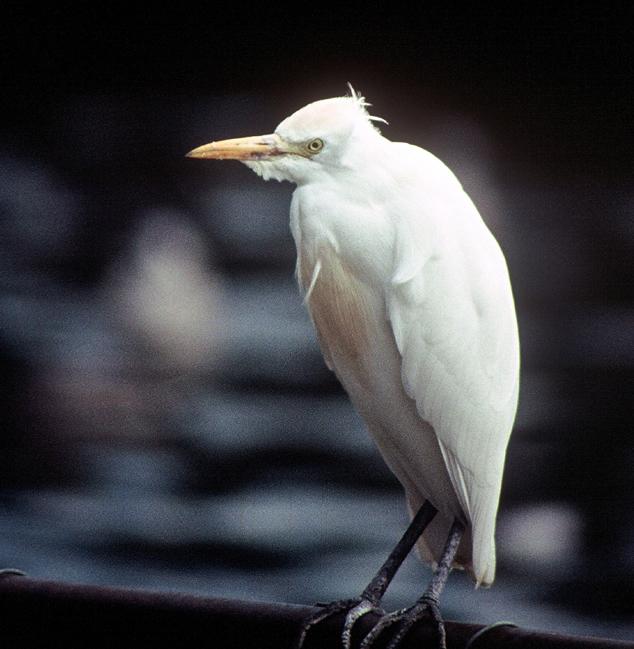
385,149,520,583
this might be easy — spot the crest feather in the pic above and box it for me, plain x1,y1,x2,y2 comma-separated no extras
346,82,388,125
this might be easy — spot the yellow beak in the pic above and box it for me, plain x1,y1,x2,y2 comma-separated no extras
186,133,288,160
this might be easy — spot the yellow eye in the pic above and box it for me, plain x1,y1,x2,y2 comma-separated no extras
306,138,324,153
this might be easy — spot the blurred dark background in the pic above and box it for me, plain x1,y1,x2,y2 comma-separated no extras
0,3,632,640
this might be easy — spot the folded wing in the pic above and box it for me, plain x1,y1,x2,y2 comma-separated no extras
385,148,520,584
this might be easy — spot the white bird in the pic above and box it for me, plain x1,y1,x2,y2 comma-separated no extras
187,87,520,649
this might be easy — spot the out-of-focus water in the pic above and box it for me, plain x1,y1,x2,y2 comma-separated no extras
0,92,632,641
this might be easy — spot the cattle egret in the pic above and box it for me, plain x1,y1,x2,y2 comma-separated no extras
187,88,520,649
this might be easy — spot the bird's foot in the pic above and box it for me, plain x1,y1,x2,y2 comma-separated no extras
360,594,446,649
342,599,386,649
297,597,385,649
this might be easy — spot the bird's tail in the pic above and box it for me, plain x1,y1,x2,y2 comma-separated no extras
405,491,492,585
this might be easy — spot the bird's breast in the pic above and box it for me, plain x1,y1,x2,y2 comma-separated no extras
300,244,378,381
291,184,395,383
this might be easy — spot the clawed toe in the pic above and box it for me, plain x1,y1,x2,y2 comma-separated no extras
359,596,446,649
297,598,363,649
359,607,408,649
341,599,385,649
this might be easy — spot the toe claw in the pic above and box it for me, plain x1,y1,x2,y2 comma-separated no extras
385,618,416,649
359,608,407,649
359,598,446,649
342,600,385,649
296,598,363,649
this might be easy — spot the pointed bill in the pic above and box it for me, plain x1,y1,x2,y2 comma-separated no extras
186,133,288,160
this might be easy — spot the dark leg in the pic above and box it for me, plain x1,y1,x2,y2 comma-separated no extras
359,500,439,604
360,518,464,649
297,501,438,649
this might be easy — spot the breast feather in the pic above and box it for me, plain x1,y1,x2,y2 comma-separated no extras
300,246,374,378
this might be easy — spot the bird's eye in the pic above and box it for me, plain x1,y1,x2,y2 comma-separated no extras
306,138,324,153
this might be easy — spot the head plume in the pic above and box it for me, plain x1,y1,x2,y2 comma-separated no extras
346,83,388,126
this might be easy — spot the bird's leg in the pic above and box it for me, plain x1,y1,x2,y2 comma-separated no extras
297,501,438,649
360,518,464,649
343,501,438,644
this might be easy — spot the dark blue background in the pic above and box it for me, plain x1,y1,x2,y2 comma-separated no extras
0,4,632,640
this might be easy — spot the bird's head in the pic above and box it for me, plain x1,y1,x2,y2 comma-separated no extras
186,88,385,184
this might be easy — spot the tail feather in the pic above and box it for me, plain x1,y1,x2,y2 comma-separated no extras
405,491,473,576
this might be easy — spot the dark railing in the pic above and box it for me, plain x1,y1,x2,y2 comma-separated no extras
0,573,631,648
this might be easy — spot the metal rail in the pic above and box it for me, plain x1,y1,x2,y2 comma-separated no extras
0,573,630,648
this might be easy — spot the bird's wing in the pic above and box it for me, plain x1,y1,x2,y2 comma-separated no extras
385,146,519,580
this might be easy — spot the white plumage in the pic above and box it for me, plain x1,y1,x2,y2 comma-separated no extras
188,90,520,588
